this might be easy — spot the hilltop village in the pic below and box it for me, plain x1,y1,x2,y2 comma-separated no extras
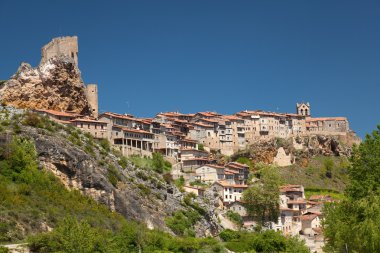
1,36,360,252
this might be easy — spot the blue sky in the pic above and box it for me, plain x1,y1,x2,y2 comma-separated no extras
0,0,379,138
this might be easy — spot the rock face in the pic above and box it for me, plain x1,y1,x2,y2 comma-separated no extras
16,123,220,237
231,135,356,167
0,56,92,115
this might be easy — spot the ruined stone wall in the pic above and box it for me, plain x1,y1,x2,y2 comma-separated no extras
40,36,78,66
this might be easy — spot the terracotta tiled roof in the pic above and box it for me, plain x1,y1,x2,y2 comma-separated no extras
224,169,239,174
113,125,153,135
192,122,214,128
227,162,249,168
70,118,107,124
214,180,248,188
222,115,243,121
287,199,307,204
203,164,225,169
100,112,135,120
306,117,347,122
280,185,303,193
300,214,318,221
180,138,198,143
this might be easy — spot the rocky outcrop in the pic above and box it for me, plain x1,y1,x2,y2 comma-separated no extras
232,135,355,167
0,56,92,115
15,123,220,237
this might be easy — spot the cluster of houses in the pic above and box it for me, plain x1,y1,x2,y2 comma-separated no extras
181,159,328,245
35,101,352,171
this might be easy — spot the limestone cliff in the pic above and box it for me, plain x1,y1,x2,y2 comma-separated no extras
7,113,220,237
0,56,92,115
231,134,358,167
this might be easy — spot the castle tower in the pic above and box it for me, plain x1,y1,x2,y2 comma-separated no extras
40,36,79,66
296,102,311,117
86,84,99,118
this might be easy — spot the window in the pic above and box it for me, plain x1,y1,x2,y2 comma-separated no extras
71,52,74,58
80,123,83,128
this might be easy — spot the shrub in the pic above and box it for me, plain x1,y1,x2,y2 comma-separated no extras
323,158,334,178
226,210,243,226
22,112,43,128
0,246,9,253
137,183,151,196
28,217,109,253
118,156,129,169
219,229,240,241
174,176,185,189
165,210,200,236
98,139,110,152
107,164,121,187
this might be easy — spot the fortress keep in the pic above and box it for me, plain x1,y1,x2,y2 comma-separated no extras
40,36,79,66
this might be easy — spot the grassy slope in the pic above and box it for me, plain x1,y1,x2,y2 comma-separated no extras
279,155,350,195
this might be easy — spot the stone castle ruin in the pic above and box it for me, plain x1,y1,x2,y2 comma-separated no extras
40,36,79,66
40,36,99,117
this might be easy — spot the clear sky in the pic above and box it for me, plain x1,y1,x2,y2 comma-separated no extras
0,0,379,138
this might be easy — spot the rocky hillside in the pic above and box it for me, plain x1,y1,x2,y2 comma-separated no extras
0,107,220,238
231,134,358,168
0,56,92,115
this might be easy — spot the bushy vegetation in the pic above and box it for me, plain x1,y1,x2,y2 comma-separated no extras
0,135,224,252
243,164,281,226
29,216,224,253
226,211,243,226
128,152,172,173
324,125,380,252
165,209,201,237
219,229,309,253
0,246,9,253
280,155,350,192
304,187,344,200
235,156,253,169
0,136,124,243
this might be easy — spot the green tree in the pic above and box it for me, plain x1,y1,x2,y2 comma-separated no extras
243,165,281,226
323,158,334,178
236,156,253,169
29,217,109,253
324,125,380,252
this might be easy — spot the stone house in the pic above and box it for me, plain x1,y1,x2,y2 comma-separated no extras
225,162,250,185
112,125,155,156
306,117,349,134
195,164,225,183
212,180,248,205
70,118,107,139
183,185,205,197
227,201,248,217
154,133,179,158
301,213,322,236
36,109,80,123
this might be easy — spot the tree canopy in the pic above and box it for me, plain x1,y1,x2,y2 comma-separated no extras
243,164,281,226
324,125,380,252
